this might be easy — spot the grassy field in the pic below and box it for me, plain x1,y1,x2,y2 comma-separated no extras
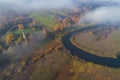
29,12,57,31
12,25,42,35
13,27,33,35
70,58,120,80
72,28,120,58
55,56,120,80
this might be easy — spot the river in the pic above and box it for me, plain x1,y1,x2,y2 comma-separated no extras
62,26,120,68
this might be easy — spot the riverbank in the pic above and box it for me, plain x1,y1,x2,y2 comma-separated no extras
71,36,98,56
71,35,117,59
70,26,120,58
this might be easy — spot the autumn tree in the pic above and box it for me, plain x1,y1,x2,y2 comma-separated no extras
29,23,33,28
71,15,78,24
18,24,24,31
16,36,24,44
5,32,14,45
54,24,60,32
62,18,71,28
28,32,33,40
32,19,38,25
42,28,47,35
18,60,26,72
29,19,38,28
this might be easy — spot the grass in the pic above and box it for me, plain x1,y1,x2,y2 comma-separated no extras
72,28,120,58
69,58,120,80
54,56,120,80
13,28,32,35
31,51,71,80
29,12,57,31
12,25,41,35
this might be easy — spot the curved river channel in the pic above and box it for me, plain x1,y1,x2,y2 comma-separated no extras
62,26,120,68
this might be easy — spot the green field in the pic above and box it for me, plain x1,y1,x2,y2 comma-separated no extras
29,12,57,31
13,28,33,35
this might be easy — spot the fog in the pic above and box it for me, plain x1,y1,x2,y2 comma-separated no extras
80,6,120,25
80,0,120,25
0,0,75,21
0,33,46,68
0,0,73,11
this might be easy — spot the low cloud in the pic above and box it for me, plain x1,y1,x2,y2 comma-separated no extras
2,32,46,61
80,6,120,25
0,0,73,22
80,0,120,25
0,0,73,10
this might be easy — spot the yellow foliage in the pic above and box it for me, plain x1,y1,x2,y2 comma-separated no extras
16,36,23,43
20,60,26,67
5,32,14,45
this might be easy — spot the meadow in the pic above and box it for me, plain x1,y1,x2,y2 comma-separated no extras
72,27,120,58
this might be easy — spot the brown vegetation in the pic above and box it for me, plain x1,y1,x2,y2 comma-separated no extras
18,24,24,31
